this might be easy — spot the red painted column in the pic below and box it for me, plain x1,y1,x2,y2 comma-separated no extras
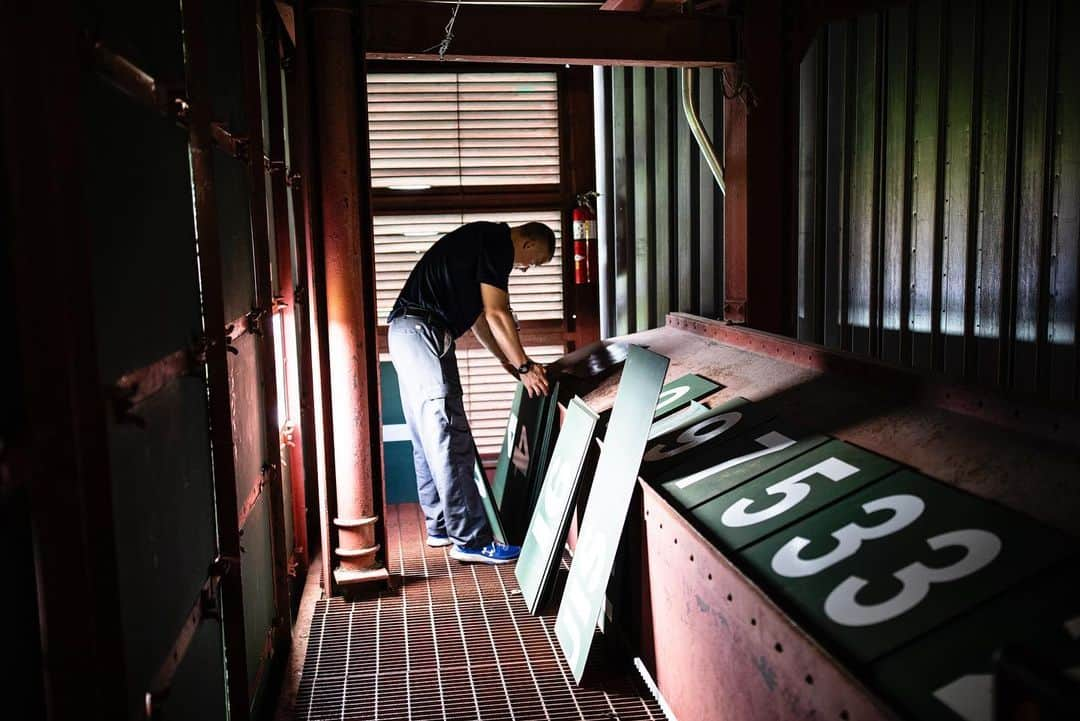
308,0,388,587
726,0,795,335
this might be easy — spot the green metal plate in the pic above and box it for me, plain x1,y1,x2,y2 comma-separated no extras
656,418,829,511
647,400,709,440
489,381,562,543
870,561,1080,721
555,346,670,683
526,380,563,522
516,397,600,614
641,396,779,484
240,496,275,691
490,383,527,507
741,470,1076,663
652,373,721,419
693,439,897,550
472,449,507,544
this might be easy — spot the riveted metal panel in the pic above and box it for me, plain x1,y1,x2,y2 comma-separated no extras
106,380,220,715
215,156,258,322
240,495,276,700
167,620,229,721
82,75,203,383
230,332,269,509
206,0,250,136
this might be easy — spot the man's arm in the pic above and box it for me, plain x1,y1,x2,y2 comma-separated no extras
479,282,549,397
471,313,517,376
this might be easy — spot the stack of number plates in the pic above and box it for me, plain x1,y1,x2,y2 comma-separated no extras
638,395,1080,721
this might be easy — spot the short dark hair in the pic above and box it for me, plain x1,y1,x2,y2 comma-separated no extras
520,222,556,259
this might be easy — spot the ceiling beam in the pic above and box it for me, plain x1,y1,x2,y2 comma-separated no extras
364,1,735,67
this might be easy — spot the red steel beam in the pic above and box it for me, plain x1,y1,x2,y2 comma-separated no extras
364,0,736,67
240,0,292,640
264,6,311,574
309,0,389,588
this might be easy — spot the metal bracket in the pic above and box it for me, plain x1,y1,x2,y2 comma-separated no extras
143,555,237,719
210,121,249,161
265,155,287,174
245,306,267,337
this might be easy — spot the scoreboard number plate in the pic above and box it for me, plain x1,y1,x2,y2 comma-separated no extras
689,439,896,549
742,470,1076,662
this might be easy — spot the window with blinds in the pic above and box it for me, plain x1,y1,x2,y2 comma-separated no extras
373,210,564,325
367,72,561,189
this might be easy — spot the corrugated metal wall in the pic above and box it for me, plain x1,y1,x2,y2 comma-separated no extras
597,67,726,337
797,0,1080,400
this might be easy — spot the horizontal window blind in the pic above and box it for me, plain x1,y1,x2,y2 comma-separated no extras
374,210,564,324
368,72,561,188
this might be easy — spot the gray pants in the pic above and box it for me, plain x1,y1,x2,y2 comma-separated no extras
387,317,491,548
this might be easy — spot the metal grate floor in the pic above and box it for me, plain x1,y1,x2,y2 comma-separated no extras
293,503,666,721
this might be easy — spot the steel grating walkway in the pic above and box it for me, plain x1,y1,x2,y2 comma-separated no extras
294,503,666,721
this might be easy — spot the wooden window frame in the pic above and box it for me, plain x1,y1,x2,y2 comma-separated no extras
369,60,594,357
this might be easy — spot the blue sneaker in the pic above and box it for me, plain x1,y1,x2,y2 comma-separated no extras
450,541,521,565
426,533,453,548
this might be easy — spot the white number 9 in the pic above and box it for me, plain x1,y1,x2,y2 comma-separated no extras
643,412,743,463
824,529,1002,627
771,494,925,578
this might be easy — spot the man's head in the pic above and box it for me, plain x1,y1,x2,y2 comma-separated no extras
509,222,556,272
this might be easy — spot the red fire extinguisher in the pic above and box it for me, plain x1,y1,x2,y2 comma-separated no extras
572,192,597,285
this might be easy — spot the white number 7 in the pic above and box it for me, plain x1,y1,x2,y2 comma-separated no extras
825,529,1002,626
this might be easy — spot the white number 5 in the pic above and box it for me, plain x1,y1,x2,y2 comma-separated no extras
721,457,859,528
824,529,1002,627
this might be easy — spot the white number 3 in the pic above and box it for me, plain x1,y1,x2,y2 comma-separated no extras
771,494,926,578
824,529,1002,627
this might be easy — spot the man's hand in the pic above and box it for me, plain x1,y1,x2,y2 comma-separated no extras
520,363,549,398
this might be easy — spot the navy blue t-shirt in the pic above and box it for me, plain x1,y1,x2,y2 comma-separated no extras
392,221,514,338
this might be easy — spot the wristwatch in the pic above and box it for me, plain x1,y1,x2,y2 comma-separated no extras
516,359,534,375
